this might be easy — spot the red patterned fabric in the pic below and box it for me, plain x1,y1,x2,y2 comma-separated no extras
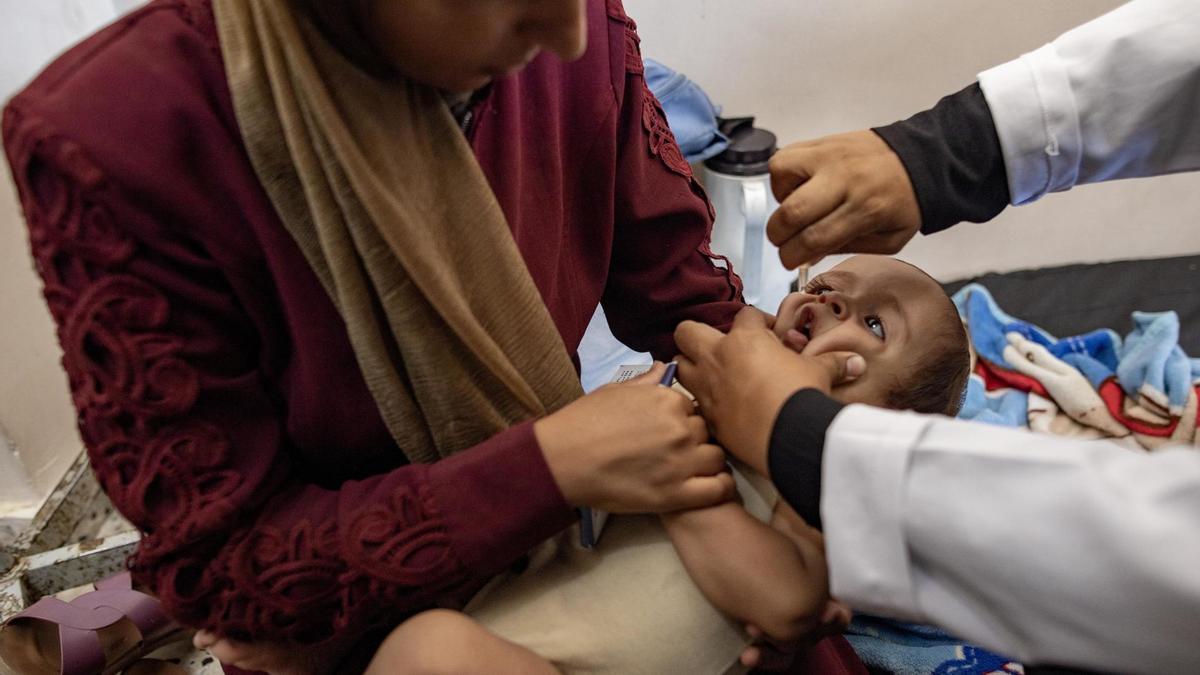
975,359,1050,398
1095,379,1183,438
4,0,741,644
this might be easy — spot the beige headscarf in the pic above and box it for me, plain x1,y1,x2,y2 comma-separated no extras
213,0,584,464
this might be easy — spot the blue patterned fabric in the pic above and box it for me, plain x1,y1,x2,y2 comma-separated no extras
846,615,1023,675
1119,311,1196,413
952,284,1200,426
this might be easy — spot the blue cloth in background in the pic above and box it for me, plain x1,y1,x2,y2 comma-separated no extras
952,284,1122,374
846,616,1022,675
644,59,729,162
1119,311,1195,412
953,284,1200,416
958,374,1028,428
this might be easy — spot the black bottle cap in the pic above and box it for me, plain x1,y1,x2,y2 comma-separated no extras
705,116,777,176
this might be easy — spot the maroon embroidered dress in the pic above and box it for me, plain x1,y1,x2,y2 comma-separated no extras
4,0,742,640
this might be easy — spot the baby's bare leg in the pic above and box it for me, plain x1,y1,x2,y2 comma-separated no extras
367,609,560,675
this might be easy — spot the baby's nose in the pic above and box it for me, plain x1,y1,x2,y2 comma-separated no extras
817,293,846,318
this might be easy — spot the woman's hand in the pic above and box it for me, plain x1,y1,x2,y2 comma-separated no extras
194,631,350,675
675,308,864,475
534,362,735,514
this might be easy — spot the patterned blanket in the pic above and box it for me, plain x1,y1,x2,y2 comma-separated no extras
955,283,1200,445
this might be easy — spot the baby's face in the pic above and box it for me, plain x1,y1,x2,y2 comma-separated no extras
772,255,949,407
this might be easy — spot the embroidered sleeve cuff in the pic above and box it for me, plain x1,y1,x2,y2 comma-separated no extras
426,420,576,577
821,405,932,622
873,83,1010,234
767,388,844,529
978,43,1082,205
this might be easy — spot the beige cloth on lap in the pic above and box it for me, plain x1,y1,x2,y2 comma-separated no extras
467,463,778,675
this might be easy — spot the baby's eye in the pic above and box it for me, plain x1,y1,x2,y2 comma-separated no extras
865,316,886,340
804,282,832,295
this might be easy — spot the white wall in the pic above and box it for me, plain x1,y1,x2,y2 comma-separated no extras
1,1,125,498
625,0,1200,281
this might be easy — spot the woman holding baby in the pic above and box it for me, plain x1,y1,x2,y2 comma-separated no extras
2,0,868,673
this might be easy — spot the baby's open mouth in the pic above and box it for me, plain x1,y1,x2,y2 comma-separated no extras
783,306,813,354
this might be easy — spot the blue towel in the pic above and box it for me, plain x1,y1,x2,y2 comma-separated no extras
846,615,1022,675
952,284,1121,374
1119,311,1194,413
958,374,1028,427
644,59,729,163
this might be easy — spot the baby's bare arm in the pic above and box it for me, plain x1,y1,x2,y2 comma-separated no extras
767,501,827,554
660,499,831,643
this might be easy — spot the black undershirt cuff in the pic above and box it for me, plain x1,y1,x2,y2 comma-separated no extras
767,389,844,530
872,82,1010,235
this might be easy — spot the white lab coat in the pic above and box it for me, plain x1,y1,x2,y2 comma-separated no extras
978,0,1200,206
823,1,1200,671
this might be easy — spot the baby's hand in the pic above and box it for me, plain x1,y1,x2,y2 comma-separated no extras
738,600,853,670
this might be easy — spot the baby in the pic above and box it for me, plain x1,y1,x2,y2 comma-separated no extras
772,254,970,416
294,255,970,675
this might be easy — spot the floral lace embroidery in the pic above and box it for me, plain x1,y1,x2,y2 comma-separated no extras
641,85,692,179
613,7,693,180
607,5,739,298
5,104,469,641
7,108,247,562
622,18,644,75
607,0,644,75
344,485,464,589
207,482,470,642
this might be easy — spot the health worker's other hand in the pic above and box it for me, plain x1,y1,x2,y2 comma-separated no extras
767,130,921,269
535,362,735,514
675,308,864,475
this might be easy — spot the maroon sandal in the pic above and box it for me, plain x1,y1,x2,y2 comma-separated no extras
0,572,185,675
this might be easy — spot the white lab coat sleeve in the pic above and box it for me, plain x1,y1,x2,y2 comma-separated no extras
822,404,1200,674
977,0,1200,206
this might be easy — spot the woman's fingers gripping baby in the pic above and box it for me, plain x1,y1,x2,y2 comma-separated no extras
534,362,735,515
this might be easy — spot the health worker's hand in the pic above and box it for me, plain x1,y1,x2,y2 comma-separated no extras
767,130,921,268
674,308,864,476
535,362,735,514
